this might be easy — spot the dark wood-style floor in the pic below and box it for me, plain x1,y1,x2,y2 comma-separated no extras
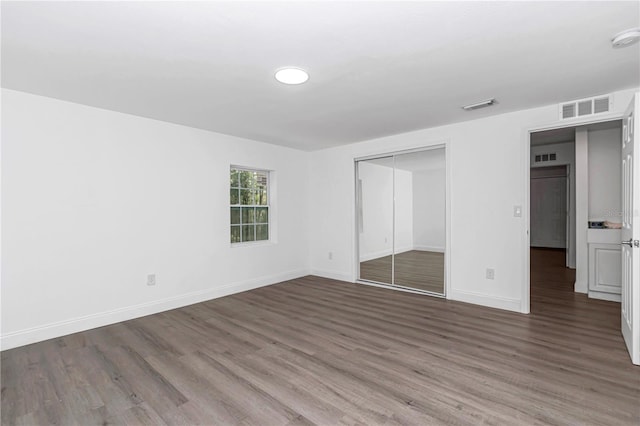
2,248,639,425
360,250,445,294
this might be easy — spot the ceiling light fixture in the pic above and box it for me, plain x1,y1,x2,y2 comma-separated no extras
611,28,640,48
275,68,309,85
462,98,496,111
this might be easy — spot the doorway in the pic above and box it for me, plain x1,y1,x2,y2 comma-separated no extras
528,119,624,309
530,165,569,251
355,146,446,296
524,95,639,365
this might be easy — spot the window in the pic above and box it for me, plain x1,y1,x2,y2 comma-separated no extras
230,167,269,243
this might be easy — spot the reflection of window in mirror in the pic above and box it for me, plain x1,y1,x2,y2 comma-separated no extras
358,179,363,233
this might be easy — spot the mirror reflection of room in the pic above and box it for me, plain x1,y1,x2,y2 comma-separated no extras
358,156,394,285
358,147,445,295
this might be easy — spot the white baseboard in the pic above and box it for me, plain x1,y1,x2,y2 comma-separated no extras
413,245,445,253
310,269,354,283
574,280,588,293
448,289,522,313
359,245,441,262
394,245,414,255
359,249,392,262
588,291,621,302
0,269,309,351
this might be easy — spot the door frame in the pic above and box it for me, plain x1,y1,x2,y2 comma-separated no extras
353,142,451,298
566,169,571,267
522,114,624,314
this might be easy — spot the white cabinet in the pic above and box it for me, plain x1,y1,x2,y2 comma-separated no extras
587,229,621,302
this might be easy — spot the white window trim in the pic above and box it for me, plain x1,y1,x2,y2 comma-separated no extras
230,166,272,245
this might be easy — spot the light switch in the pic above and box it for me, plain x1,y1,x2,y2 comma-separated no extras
514,205,522,217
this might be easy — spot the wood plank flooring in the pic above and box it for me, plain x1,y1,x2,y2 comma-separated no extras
359,250,445,294
2,248,639,425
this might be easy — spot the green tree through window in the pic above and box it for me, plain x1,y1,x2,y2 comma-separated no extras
230,167,269,243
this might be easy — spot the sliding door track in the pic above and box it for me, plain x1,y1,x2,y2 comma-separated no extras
356,279,445,298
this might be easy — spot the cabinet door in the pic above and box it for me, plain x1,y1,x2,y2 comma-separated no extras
589,243,622,294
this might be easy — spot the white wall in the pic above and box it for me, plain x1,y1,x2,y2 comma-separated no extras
412,168,446,251
1,89,310,349
530,142,575,169
309,88,637,312
575,129,590,293
588,127,622,221
394,168,414,253
575,124,622,294
3,88,636,350
358,161,393,260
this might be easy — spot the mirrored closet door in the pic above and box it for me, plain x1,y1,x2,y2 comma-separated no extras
357,156,394,285
357,147,446,296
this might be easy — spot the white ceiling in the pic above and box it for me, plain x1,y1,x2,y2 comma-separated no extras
2,1,639,151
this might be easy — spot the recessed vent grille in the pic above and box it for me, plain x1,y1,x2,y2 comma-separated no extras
534,152,557,163
562,104,576,119
594,97,610,114
578,100,592,116
560,94,611,120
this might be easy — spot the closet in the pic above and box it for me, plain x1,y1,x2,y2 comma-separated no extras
356,147,446,296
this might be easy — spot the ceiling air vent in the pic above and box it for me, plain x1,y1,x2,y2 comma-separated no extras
559,94,612,120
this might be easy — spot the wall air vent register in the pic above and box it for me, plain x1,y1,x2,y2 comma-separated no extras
560,94,612,120
534,153,557,163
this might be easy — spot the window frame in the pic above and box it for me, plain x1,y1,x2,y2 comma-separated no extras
230,166,270,245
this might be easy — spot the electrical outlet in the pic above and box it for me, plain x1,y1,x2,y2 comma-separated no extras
147,274,156,286
328,251,333,260
486,268,495,280
513,205,522,217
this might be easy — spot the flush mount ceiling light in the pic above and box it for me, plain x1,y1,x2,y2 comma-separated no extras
612,28,640,48
462,98,496,111
274,68,309,85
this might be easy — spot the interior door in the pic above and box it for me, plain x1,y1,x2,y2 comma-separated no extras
621,93,640,365
530,166,568,249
